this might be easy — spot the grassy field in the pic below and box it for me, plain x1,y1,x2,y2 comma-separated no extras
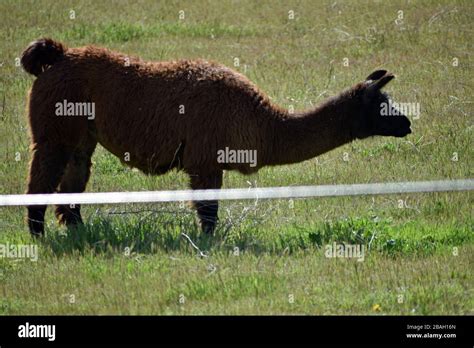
0,0,472,315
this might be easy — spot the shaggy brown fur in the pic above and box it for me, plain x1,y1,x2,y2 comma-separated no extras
21,38,411,236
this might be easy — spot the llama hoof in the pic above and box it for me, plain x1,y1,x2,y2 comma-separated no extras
30,231,44,238
62,216,84,227
29,228,44,238
201,222,216,235
28,220,44,237
65,221,84,232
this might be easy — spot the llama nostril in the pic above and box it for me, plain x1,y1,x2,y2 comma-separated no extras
406,120,412,133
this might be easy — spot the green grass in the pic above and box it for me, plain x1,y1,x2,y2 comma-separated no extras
0,0,472,314
61,21,258,43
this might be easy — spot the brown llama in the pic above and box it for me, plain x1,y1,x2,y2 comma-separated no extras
21,38,411,236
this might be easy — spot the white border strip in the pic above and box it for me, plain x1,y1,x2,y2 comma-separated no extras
0,179,472,207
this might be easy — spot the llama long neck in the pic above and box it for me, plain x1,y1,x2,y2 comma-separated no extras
266,91,358,166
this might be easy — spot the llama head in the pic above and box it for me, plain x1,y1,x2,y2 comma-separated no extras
352,70,412,139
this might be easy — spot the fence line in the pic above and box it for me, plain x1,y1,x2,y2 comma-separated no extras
0,179,472,207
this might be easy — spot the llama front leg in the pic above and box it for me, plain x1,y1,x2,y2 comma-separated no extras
194,200,219,235
26,143,71,236
189,171,223,235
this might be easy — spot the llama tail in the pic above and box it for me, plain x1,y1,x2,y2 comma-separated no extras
21,38,66,77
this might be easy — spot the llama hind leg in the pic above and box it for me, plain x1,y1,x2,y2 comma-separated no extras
189,171,223,235
54,138,97,227
26,143,72,236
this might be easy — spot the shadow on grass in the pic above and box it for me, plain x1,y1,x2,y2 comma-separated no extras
39,208,473,257
40,208,262,257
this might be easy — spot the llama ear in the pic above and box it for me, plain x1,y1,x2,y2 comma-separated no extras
366,70,387,81
369,73,395,91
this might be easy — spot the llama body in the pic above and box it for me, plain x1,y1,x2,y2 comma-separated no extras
28,47,274,174
22,39,411,236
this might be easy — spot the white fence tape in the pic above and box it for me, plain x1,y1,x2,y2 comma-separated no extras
0,179,472,207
